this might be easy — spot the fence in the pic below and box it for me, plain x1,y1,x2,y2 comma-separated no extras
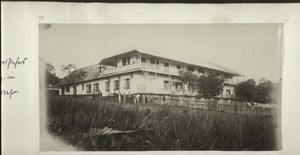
57,93,277,117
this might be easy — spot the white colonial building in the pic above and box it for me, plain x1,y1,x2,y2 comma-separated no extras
57,50,242,98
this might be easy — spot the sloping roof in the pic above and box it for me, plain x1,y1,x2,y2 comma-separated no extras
206,61,240,75
58,64,102,86
59,49,240,86
100,49,240,75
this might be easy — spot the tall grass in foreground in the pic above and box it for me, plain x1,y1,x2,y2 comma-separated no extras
47,96,279,151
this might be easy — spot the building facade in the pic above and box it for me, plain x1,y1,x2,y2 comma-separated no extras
57,50,242,98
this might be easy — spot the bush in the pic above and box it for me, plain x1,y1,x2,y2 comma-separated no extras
47,96,279,151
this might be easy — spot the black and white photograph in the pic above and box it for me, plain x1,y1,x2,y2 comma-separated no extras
39,24,282,151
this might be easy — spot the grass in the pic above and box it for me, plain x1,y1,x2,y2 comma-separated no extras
47,95,279,151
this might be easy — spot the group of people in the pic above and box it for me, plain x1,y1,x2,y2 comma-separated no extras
92,89,160,104
108,91,140,103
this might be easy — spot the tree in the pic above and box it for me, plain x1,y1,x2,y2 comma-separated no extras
61,68,88,85
59,64,88,87
234,79,256,102
254,78,274,103
61,64,77,76
178,70,199,95
45,63,60,87
196,72,226,99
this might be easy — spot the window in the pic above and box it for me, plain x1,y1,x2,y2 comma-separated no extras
124,78,131,90
141,57,146,63
122,58,127,66
188,84,195,91
114,80,120,91
86,84,92,93
198,68,205,73
82,84,84,90
226,89,231,95
66,86,70,92
93,83,99,92
187,66,194,72
127,57,131,65
164,62,169,67
105,81,110,92
175,82,182,90
150,58,155,64
164,81,170,89
176,64,181,69
150,58,159,65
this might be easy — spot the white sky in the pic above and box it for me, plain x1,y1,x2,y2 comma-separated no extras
39,24,282,82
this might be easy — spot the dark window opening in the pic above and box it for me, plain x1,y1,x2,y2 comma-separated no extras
114,80,120,91
164,62,169,67
164,81,170,89
122,58,127,66
86,84,91,93
226,89,231,95
150,58,155,64
105,81,110,92
177,64,181,69
124,78,131,90
127,57,131,65
198,68,205,73
141,57,146,63
66,86,70,92
93,83,99,92
187,66,194,72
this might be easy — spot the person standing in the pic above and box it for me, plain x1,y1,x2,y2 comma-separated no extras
128,92,131,103
118,91,121,103
100,90,103,98
136,94,140,103
123,92,126,103
113,91,117,102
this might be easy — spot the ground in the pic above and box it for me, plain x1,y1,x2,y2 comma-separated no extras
45,95,280,151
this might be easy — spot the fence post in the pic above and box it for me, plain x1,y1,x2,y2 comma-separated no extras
234,101,237,114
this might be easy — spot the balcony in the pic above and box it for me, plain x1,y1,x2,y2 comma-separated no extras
103,63,141,75
224,78,242,85
141,62,179,76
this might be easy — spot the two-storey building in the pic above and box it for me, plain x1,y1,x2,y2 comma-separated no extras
57,50,242,98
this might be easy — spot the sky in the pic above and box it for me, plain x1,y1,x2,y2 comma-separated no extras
39,24,282,82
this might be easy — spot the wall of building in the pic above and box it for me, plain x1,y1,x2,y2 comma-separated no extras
115,54,139,67
59,71,236,98
222,85,235,96
59,73,137,96
59,52,236,97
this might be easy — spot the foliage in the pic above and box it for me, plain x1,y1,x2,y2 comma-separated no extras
254,79,274,103
61,64,77,75
178,70,199,94
61,69,88,85
45,63,60,87
234,78,275,103
47,96,278,151
59,64,87,85
196,72,226,98
178,70,226,98
234,79,257,102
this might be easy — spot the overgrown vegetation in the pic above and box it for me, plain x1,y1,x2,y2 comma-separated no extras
45,63,61,87
178,70,227,98
47,96,279,151
234,78,278,103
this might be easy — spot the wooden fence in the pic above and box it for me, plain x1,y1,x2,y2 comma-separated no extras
57,94,277,117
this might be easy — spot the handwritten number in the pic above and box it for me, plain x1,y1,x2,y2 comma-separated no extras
39,16,44,21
